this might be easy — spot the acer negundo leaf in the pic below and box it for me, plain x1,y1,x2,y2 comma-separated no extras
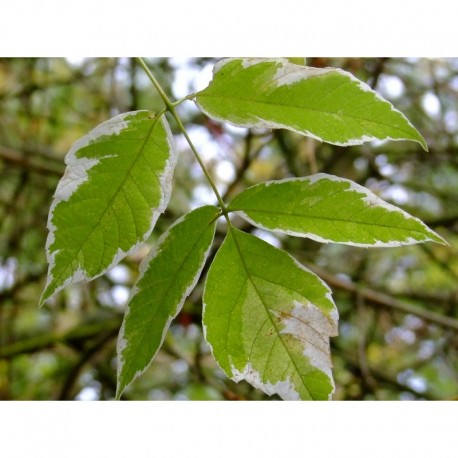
116,205,219,398
203,228,338,400
228,174,447,247
40,111,176,306
196,58,427,150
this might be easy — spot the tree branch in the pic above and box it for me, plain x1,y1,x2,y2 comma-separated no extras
306,263,458,331
0,145,63,176
0,316,122,359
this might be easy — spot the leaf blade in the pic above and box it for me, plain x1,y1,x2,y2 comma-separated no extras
228,174,447,247
203,228,338,400
40,111,176,305
116,205,219,398
196,58,427,149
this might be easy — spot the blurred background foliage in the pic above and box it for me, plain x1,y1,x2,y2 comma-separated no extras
0,57,457,400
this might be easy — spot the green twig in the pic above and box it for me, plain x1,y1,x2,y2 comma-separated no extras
137,57,230,221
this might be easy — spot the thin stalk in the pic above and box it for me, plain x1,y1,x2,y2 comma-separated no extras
171,108,228,214
136,58,174,111
172,93,197,107
137,57,230,220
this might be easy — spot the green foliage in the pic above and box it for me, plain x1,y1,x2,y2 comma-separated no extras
39,58,445,400
40,111,176,305
203,228,338,400
228,174,446,246
117,205,219,398
196,58,427,149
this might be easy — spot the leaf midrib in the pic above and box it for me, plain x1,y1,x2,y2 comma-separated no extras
229,229,314,400
198,93,418,140
50,115,162,290
230,208,428,239
120,214,216,386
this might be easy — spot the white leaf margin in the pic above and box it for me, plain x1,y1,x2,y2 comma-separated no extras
202,230,339,400
116,207,218,397
198,58,427,149
41,111,177,305
230,301,339,401
229,174,448,248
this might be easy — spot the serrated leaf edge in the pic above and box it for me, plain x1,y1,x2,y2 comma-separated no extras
40,112,177,306
229,174,447,247
116,207,218,398
199,58,427,150
202,229,339,400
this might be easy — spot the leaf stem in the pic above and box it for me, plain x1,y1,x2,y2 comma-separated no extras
172,93,197,107
137,58,230,220
136,58,174,111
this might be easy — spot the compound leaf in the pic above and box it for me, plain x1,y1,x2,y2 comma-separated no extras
203,228,338,400
40,111,176,305
196,58,427,149
228,174,447,247
116,205,219,398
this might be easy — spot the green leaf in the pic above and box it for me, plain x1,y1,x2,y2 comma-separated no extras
40,111,176,305
203,228,338,400
196,58,427,149
116,205,219,398
228,174,447,247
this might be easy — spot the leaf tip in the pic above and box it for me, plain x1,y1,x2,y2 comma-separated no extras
430,231,449,246
38,284,52,308
418,135,428,152
115,384,124,401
